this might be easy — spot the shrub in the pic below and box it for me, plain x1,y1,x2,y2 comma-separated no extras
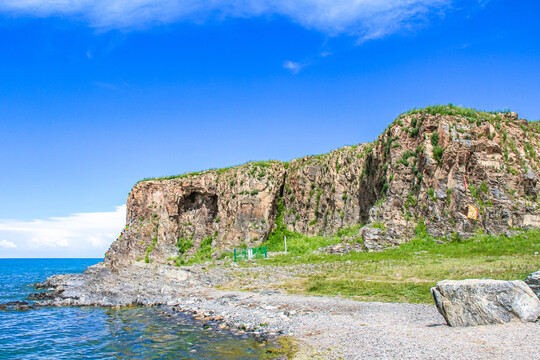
480,182,489,194
409,127,420,137
430,132,439,147
402,150,416,160
372,222,386,231
432,146,444,164
176,237,193,255
469,184,479,199
145,236,158,263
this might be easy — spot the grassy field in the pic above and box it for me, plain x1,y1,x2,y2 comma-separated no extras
248,230,540,303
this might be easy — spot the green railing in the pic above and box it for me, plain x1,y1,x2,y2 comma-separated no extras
233,246,267,262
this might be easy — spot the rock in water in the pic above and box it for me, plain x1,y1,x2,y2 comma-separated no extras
525,271,540,298
431,279,540,326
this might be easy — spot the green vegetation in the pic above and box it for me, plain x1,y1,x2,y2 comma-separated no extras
432,146,444,164
265,224,342,257
469,184,479,199
430,132,439,147
176,237,193,255
480,182,489,194
255,229,540,303
145,235,157,263
371,221,386,231
261,337,299,360
307,277,433,303
529,120,540,134
402,104,510,120
427,187,435,200
183,235,215,265
263,198,361,256
402,150,416,160
336,224,361,238
136,160,281,184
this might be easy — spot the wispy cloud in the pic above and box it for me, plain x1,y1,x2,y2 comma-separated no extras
0,205,126,258
283,60,307,74
0,240,16,249
0,1,480,40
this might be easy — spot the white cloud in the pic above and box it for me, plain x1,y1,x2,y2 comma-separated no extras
0,205,126,258
0,1,477,40
283,60,306,74
0,240,16,249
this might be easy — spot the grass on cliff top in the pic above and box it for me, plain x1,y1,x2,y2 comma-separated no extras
136,160,283,184
400,103,511,119
250,229,540,303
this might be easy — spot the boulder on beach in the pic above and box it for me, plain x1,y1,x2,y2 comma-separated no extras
431,279,540,327
525,271,540,298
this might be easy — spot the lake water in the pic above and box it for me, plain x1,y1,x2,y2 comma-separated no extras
0,259,264,359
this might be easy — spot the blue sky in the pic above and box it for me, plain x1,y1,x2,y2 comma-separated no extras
0,0,539,257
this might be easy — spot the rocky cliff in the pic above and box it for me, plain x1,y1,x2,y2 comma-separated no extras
106,105,540,267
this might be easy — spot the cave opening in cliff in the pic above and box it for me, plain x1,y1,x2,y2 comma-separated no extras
178,192,218,221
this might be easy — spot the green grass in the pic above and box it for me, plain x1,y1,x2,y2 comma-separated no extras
176,237,193,255
144,236,158,263
252,230,540,303
430,131,439,147
265,229,343,256
432,146,444,164
181,236,214,265
307,277,434,303
136,160,282,184
401,104,509,120
260,337,299,360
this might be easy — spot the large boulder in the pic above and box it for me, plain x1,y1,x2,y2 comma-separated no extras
525,271,540,298
431,279,540,326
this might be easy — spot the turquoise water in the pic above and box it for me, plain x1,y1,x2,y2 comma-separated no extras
0,259,263,359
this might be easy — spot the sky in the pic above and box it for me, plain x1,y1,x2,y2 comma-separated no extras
0,0,539,257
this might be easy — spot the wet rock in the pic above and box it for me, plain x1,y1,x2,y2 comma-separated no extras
34,280,52,289
27,292,55,301
431,279,540,326
0,300,36,311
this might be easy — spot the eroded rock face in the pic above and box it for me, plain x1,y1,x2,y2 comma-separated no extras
526,271,540,298
431,279,540,326
106,162,286,268
106,108,540,267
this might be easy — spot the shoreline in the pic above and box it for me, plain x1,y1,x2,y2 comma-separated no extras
20,262,540,359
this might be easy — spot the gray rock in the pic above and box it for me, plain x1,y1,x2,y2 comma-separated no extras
435,189,446,200
504,230,521,238
360,226,384,251
314,243,363,255
526,168,537,181
525,271,540,298
431,279,540,326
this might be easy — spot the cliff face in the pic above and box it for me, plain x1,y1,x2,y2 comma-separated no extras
106,106,540,267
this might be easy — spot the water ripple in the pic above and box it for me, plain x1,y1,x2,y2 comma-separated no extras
0,259,262,360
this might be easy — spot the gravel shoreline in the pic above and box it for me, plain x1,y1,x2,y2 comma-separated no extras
28,262,540,359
